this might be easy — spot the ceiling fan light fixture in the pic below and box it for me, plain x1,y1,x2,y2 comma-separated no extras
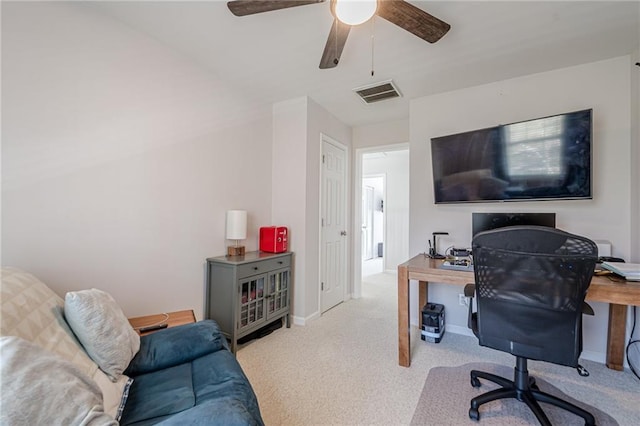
333,0,377,26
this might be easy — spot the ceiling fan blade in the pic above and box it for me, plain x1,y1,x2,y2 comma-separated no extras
376,0,450,43
227,0,325,17
319,18,351,69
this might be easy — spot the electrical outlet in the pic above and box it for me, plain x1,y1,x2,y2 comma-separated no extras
458,294,469,307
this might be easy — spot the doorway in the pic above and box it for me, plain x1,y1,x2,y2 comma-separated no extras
353,145,409,298
361,175,385,277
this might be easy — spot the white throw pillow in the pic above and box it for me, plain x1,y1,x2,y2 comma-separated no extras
0,336,117,426
0,268,132,419
65,288,140,381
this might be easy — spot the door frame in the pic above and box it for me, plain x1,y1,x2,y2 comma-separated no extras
362,183,375,261
353,143,408,298
362,174,386,263
318,133,350,313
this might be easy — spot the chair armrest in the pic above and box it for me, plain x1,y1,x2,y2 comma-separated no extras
125,320,228,376
464,284,477,333
582,302,594,316
464,283,475,298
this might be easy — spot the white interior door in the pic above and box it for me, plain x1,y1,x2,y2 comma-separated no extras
362,185,374,260
320,137,347,313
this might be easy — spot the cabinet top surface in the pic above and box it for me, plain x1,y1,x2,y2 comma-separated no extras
207,250,292,265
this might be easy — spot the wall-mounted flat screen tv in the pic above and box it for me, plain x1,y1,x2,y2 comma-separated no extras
431,109,592,204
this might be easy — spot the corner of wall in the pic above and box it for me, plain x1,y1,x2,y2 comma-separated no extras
630,50,640,263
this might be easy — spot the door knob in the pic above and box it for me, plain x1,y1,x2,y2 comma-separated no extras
340,231,347,236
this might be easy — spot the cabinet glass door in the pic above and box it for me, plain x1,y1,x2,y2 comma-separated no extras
267,269,289,318
239,276,266,330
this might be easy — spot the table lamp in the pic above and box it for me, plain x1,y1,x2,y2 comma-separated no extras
226,210,247,256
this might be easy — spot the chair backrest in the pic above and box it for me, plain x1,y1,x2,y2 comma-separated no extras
471,225,597,367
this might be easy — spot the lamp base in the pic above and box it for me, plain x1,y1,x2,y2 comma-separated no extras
227,246,245,257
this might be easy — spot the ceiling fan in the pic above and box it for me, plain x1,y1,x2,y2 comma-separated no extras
227,0,450,69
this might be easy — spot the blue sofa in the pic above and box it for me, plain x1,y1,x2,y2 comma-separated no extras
120,320,264,426
0,268,263,426
121,320,264,426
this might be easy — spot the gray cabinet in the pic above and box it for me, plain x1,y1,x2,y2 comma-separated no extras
205,251,292,353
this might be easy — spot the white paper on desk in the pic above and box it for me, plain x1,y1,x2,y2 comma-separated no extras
601,262,640,281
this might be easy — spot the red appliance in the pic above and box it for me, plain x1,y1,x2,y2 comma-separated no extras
260,226,288,253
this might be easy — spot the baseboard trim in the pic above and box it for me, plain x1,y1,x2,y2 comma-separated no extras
292,310,320,326
444,324,475,337
580,350,606,364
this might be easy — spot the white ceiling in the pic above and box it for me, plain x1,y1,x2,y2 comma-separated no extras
88,1,640,128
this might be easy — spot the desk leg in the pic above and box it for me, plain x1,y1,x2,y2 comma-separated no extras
606,303,627,371
398,265,410,367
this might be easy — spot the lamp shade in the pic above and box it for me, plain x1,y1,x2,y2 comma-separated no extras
225,210,247,240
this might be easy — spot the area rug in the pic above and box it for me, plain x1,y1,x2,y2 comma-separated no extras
410,362,618,425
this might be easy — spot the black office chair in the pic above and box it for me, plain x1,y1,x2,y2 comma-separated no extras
464,225,598,426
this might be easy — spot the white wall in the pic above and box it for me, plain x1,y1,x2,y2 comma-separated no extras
352,119,410,150
272,97,352,324
2,2,353,325
409,56,634,362
1,1,273,318
272,98,309,324
631,49,640,264
628,46,640,372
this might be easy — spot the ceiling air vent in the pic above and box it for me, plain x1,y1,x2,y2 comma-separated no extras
353,80,402,104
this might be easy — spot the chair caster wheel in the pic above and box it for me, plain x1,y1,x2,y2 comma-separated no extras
471,376,481,388
469,407,480,421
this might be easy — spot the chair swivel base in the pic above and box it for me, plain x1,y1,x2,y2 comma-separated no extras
468,358,595,426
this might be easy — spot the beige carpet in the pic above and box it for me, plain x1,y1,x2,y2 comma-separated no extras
237,272,639,425
411,362,618,425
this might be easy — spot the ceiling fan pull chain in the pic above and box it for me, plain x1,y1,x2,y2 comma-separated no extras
334,17,339,65
370,16,375,77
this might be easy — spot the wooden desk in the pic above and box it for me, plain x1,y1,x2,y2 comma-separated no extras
397,254,640,371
